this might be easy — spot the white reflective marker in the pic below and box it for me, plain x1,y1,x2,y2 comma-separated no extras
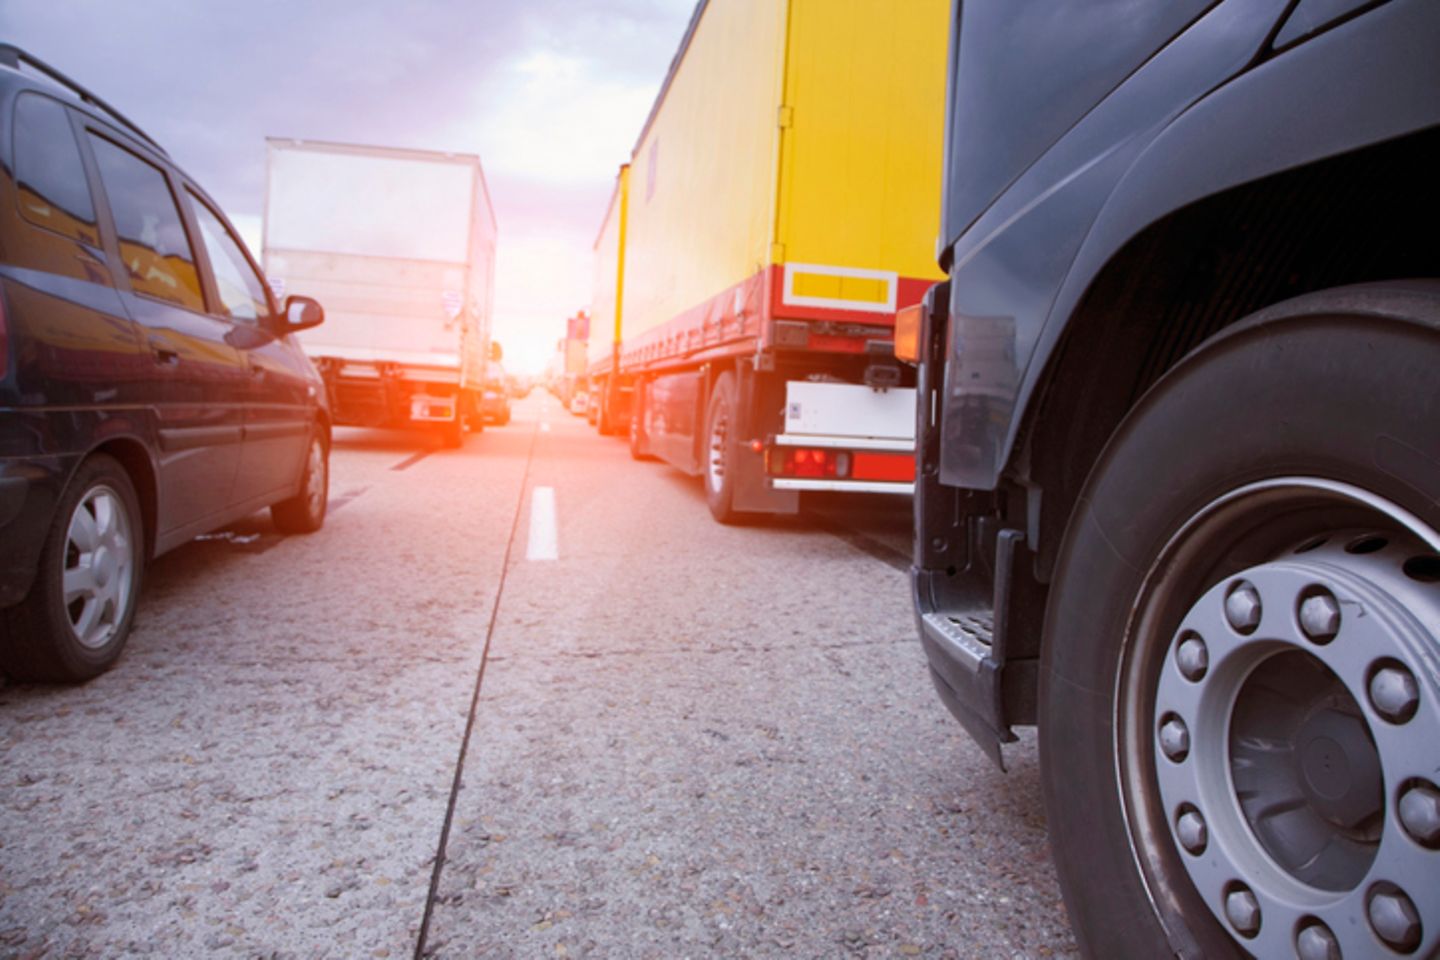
526,486,558,560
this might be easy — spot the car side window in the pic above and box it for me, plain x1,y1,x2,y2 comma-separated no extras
13,93,99,248
188,193,270,323
87,134,205,313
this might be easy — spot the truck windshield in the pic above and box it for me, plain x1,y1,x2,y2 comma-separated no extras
266,148,474,263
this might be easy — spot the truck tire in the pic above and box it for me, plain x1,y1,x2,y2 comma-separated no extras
440,411,464,449
0,454,145,682
271,431,329,535
1039,285,1440,960
465,390,485,433
629,380,655,461
597,386,616,436
704,372,742,524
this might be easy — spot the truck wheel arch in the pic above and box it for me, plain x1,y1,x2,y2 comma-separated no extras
1015,126,1440,590
983,0,1440,508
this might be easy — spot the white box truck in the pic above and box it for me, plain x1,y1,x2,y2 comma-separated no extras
262,138,497,446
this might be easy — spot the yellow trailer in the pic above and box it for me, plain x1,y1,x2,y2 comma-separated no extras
589,0,949,522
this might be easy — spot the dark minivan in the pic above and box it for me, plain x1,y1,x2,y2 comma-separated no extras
0,47,330,682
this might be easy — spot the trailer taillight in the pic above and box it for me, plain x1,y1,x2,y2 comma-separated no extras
773,447,850,479
894,302,922,363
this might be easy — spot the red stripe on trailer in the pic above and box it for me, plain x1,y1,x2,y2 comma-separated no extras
617,267,936,369
851,452,916,483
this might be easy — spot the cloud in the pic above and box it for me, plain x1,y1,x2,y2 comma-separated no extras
1,0,698,371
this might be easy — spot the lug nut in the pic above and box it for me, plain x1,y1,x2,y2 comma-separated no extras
1369,663,1420,724
1175,634,1208,682
1399,781,1440,848
1158,715,1190,763
1224,885,1261,938
1368,887,1422,953
1175,808,1207,855
1298,590,1341,643
1225,582,1262,633
1295,920,1341,960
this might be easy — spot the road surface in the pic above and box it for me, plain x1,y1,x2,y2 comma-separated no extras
0,393,1077,958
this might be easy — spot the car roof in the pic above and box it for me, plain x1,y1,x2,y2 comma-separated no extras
0,45,167,157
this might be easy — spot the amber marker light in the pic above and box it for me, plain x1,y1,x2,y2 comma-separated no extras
894,302,922,363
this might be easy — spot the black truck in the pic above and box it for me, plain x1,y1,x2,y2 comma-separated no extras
904,1,1439,957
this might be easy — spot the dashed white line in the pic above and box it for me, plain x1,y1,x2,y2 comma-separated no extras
525,486,558,561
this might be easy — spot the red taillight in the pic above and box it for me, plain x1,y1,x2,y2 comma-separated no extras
772,447,849,478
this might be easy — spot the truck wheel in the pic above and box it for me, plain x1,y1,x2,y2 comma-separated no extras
465,391,484,433
440,412,464,449
629,380,654,461
271,432,329,535
597,387,615,436
704,372,742,523
0,455,144,682
1040,286,1440,959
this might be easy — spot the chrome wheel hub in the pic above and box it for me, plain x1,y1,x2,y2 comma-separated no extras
63,485,135,649
1154,527,1440,957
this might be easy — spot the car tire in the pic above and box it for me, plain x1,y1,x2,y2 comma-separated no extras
1040,285,1440,959
271,432,329,535
0,454,145,682
704,372,742,524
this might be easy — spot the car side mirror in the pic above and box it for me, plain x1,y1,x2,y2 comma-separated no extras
281,295,324,333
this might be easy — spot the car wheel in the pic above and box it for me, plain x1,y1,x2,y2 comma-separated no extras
271,432,329,534
0,454,144,681
704,372,741,524
1040,287,1440,959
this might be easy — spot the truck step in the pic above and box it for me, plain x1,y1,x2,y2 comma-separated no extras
923,611,995,650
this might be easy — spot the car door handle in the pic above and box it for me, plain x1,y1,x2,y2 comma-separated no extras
151,345,179,366
249,363,267,379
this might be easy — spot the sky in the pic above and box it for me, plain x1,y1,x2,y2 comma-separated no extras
1,0,698,373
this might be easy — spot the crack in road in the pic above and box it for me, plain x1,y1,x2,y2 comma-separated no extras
485,635,919,665
413,417,541,960
391,449,434,472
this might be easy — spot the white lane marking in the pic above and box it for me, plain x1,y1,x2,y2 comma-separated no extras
526,486,558,561
540,422,551,432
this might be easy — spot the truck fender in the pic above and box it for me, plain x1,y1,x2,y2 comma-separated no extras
956,0,1440,490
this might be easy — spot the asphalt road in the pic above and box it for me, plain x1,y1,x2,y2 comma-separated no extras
0,393,1078,959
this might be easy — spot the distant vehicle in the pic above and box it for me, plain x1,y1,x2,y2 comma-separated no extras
479,360,510,426
568,391,588,416
904,2,1440,958
587,0,948,523
0,46,330,681
263,138,497,448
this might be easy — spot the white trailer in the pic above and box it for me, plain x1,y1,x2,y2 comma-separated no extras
262,138,497,446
